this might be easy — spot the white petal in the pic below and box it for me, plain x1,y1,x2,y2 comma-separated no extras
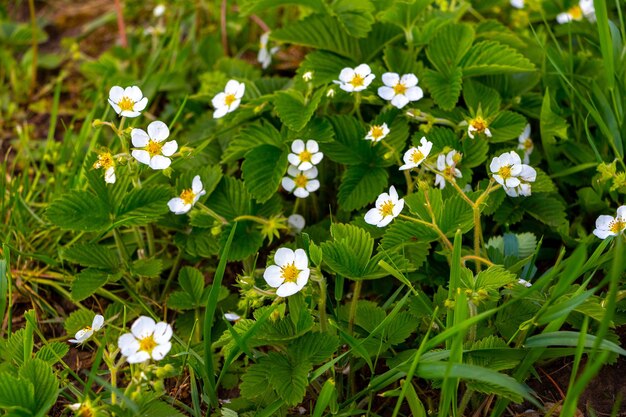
149,155,171,170
306,140,319,153
127,86,143,102
375,192,391,208
493,174,505,186
192,175,203,193
131,316,156,339
104,167,116,184
131,129,150,147
287,214,306,232
168,198,188,214
382,72,400,87
593,229,613,239
293,249,308,269
400,73,418,87
161,140,178,157
616,206,626,220
306,179,320,192
263,265,284,288
276,282,302,297
520,165,537,182
127,351,151,364
338,68,355,83
388,185,398,201
303,166,318,179
292,139,305,153
398,163,413,171
489,157,501,173
391,94,410,109
212,92,226,109
109,101,122,115
311,153,324,165
118,333,140,356
132,150,151,165
377,215,394,227
121,110,141,118
557,12,572,24
134,97,148,112
151,342,171,360
224,313,241,321
405,86,423,101
224,80,240,94
294,188,310,198
282,177,296,192
109,86,124,102
354,63,372,76
213,106,228,118
274,247,295,266
288,154,301,167
296,269,310,288
228,99,241,112
362,73,375,87
92,314,105,331
392,199,405,216
520,124,531,140
287,165,300,177
339,83,355,92
153,322,173,344
364,208,383,225
505,177,521,188
596,215,615,230
298,161,313,171
147,121,169,141
510,0,524,8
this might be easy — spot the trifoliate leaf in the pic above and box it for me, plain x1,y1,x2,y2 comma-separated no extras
489,111,527,142
426,23,475,73
474,265,517,291
289,332,339,364
220,222,264,262
321,223,374,279
522,195,567,227
273,89,324,132
222,120,283,163
321,115,375,165
178,267,205,305
71,269,109,302
35,343,69,365
268,352,312,406
378,0,430,30
19,359,59,415
61,243,119,270
422,67,463,111
331,0,375,38
0,373,35,414
47,191,110,232
440,194,474,236
297,50,354,87
208,177,252,220
242,144,288,203
463,80,502,118
116,185,171,227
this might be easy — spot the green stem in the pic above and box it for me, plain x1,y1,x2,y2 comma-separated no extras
398,214,453,251
113,229,129,266
348,281,362,336
117,117,128,154
161,250,183,302
316,272,328,333
146,224,156,257
473,206,482,272
197,203,228,224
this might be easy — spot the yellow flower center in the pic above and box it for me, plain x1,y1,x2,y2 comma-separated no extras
294,173,308,188
568,5,583,20
393,82,407,95
370,125,385,140
444,166,456,178
350,74,365,88
299,150,312,163
94,153,114,170
224,93,237,107
281,263,299,283
180,188,196,205
610,219,625,234
139,335,157,354
379,200,395,217
411,150,424,164
118,96,135,112
147,140,163,156
498,166,512,179
523,138,533,151
470,116,488,134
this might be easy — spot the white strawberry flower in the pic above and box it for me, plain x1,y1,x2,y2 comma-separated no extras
399,137,433,171
118,316,173,363
108,86,149,118
434,150,462,189
258,32,279,69
263,248,310,297
490,151,524,188
467,116,492,139
517,124,534,164
593,206,626,239
302,71,313,82
334,64,375,93
557,0,595,24
224,313,241,322
365,123,390,142
502,164,537,197
168,175,206,215
377,73,424,109
212,80,245,118
282,166,320,198
153,4,166,17
364,185,405,227
131,121,178,170
287,214,306,234
288,139,323,171
510,0,524,8
69,314,104,344
518,278,532,287
93,152,116,184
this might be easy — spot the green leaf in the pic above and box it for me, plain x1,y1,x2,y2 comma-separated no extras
422,68,463,111
463,80,501,117
61,243,119,270
460,41,535,76
383,45,420,75
379,0,430,30
64,310,98,337
220,222,264,261
242,145,288,203
331,0,375,38
540,88,570,166
321,115,374,165
272,14,360,59
522,195,567,227
240,356,275,400
321,223,373,279
131,258,163,278
337,165,388,211
297,51,354,87
426,23,475,73
439,195,474,236
274,89,324,132
19,359,59,416
238,0,325,15
34,343,69,365
380,220,433,267
0,373,34,415
178,267,205,305
223,120,283,163
116,185,171,227
268,352,311,406
462,133,489,168
47,191,110,232
473,265,517,291
525,331,626,356
489,111,527,142
531,168,557,194
289,333,339,364
71,269,109,302
208,177,252,220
